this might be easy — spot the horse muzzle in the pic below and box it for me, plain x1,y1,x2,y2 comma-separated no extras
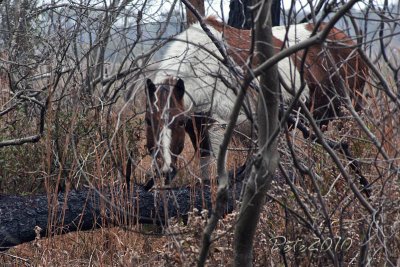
161,165,177,184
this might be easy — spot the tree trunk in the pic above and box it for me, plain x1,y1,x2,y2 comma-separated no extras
228,0,280,29
234,0,280,266
228,0,252,29
186,0,205,25
0,170,246,251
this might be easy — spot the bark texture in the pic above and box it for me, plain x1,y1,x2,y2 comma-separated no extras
186,0,205,25
228,0,280,29
0,177,244,251
234,0,280,266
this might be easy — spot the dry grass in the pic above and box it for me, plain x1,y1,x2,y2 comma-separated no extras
1,63,400,266
3,227,168,266
3,105,399,266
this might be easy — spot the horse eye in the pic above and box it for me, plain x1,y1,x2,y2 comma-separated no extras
178,120,185,127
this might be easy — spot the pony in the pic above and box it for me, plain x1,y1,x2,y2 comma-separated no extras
144,17,368,183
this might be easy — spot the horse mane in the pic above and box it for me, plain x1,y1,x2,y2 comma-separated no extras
204,16,251,69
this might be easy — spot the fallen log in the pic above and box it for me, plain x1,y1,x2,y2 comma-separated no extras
0,168,246,251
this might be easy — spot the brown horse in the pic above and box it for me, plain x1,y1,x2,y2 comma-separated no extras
145,76,213,186
144,17,368,185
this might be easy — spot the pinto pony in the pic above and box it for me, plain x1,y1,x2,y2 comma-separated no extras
144,17,368,183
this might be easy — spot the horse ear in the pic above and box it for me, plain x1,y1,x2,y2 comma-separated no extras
174,78,185,100
146,79,156,99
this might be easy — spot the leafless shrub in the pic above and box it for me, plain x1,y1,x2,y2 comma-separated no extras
1,0,400,266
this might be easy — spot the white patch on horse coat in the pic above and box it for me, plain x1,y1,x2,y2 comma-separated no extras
161,126,172,173
272,24,312,103
154,23,240,124
154,22,313,123
151,21,313,159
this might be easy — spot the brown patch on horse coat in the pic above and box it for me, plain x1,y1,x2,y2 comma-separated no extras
145,77,187,162
297,23,368,118
204,17,253,68
204,16,287,68
151,76,185,112
204,16,368,123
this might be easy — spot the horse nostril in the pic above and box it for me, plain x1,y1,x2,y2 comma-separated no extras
161,164,172,175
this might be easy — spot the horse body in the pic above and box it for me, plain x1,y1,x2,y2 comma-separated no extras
153,22,242,123
145,17,368,181
153,18,311,121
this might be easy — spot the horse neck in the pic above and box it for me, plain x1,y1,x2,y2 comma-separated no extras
155,23,230,113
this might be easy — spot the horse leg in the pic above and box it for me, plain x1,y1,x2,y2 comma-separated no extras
207,120,226,168
186,113,213,182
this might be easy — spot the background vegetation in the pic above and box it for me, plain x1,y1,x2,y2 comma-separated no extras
0,0,399,266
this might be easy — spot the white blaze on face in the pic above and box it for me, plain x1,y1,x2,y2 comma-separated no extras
161,126,172,173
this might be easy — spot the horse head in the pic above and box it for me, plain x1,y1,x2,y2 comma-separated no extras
145,76,189,182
